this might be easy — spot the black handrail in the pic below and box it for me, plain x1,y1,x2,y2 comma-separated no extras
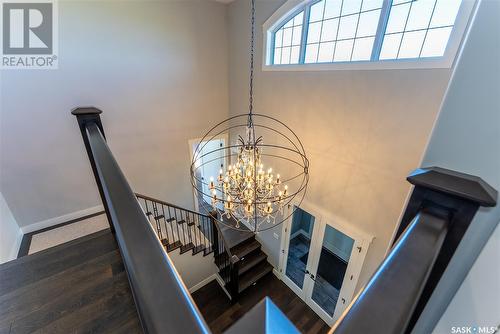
136,193,211,218
209,211,240,298
331,167,497,334
210,212,237,259
332,210,449,333
72,108,210,334
135,193,215,256
72,107,497,334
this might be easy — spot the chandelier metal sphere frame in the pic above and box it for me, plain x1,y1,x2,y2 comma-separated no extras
190,0,309,233
190,113,309,232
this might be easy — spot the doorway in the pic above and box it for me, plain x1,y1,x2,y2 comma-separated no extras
279,204,371,326
189,134,228,213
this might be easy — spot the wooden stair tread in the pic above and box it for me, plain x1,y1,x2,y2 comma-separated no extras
238,261,273,293
238,251,268,276
192,245,205,255
180,243,195,254
203,246,213,256
218,250,268,277
217,221,254,249
166,241,182,252
231,239,260,260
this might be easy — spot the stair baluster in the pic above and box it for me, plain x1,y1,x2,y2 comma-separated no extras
135,193,214,257
136,194,272,302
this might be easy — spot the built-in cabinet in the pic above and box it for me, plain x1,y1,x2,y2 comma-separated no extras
278,202,372,326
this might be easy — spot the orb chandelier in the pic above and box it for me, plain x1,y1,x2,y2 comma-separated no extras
190,0,309,232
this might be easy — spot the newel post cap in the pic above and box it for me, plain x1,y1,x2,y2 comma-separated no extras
71,107,103,116
407,166,497,207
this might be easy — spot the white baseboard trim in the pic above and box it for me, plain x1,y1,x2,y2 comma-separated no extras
215,273,232,300
21,205,104,234
8,230,24,261
189,274,217,293
273,268,282,280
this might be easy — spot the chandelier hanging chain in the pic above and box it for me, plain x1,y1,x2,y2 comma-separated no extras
248,0,255,128
250,0,258,230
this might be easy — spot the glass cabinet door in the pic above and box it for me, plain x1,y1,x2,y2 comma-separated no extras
310,224,354,316
284,207,316,289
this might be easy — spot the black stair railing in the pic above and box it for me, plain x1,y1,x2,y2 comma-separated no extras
210,212,241,300
331,167,497,334
136,193,214,256
72,107,295,334
72,107,210,334
73,106,497,334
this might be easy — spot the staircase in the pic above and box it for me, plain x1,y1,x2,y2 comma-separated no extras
213,216,274,300
136,193,214,257
136,193,273,301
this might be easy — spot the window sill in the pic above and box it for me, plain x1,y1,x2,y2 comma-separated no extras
262,57,455,72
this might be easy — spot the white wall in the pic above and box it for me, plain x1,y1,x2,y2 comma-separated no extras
433,223,500,333
409,0,499,332
227,0,451,289
0,192,23,263
0,0,229,228
168,247,219,291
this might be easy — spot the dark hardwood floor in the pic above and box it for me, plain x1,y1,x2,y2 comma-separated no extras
0,229,142,334
192,273,330,334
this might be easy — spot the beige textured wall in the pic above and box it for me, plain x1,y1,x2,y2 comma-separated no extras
227,0,451,289
1,0,229,227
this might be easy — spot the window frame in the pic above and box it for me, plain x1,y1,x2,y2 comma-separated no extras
263,0,477,71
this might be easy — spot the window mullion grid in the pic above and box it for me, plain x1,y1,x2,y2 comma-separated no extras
331,0,345,62
371,0,393,61
396,0,415,58
314,0,328,63
349,0,364,61
279,26,285,64
299,5,311,64
418,0,438,57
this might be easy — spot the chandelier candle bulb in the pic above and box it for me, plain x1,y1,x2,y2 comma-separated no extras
211,189,217,206
267,201,272,210
225,196,234,211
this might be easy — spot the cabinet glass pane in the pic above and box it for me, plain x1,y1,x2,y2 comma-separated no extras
285,208,315,289
311,225,354,316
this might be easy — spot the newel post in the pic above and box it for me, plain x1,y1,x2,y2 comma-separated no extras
230,255,240,302
71,107,114,234
395,166,497,330
209,210,219,259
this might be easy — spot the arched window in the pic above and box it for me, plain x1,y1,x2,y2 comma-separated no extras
263,0,476,70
